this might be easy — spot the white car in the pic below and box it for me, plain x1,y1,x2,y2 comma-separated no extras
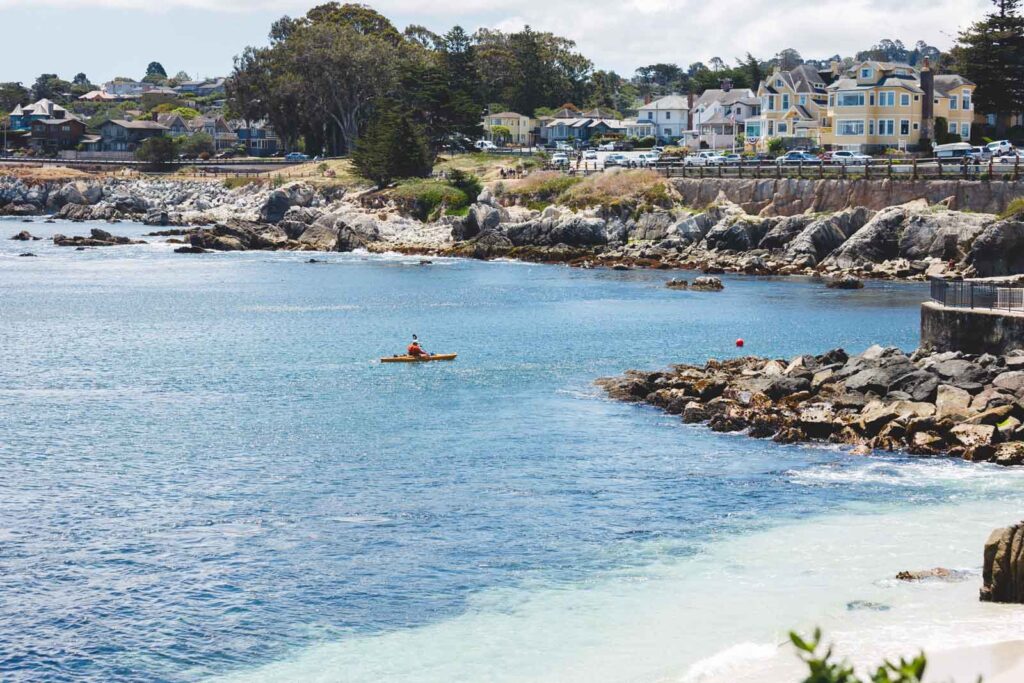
831,150,871,165
988,140,1015,155
550,152,570,166
474,140,498,151
684,151,726,166
995,149,1024,163
637,152,660,167
583,150,598,160
604,153,629,167
598,142,616,151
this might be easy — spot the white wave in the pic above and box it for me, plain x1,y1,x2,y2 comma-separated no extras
240,304,361,313
679,642,779,682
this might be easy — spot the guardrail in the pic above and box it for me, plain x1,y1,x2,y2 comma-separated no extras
548,156,1023,181
930,277,1024,311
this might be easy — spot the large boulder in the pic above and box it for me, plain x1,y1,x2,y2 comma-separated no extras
300,210,381,252
757,214,816,251
982,522,1024,602
259,189,291,223
965,219,1024,277
899,209,994,262
784,207,873,266
823,200,928,269
703,214,777,252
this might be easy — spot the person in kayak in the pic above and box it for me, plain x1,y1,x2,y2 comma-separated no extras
407,335,430,358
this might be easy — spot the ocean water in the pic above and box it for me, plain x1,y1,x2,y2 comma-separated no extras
1,217,1022,683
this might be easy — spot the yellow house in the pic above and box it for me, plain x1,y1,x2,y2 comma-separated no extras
820,61,975,152
482,112,534,145
747,64,829,151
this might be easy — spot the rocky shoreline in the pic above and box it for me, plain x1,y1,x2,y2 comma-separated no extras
596,345,1024,467
4,173,1024,282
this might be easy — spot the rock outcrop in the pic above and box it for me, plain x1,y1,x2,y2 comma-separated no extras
597,345,1024,465
981,522,1024,603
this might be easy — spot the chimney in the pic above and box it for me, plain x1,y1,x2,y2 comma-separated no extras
644,93,652,105
688,90,695,111
920,57,934,144
721,78,733,92
830,60,841,77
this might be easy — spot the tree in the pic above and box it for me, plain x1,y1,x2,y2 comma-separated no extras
135,136,178,167
180,132,214,157
31,74,72,102
146,62,168,78
351,102,433,187
767,137,785,155
954,0,1024,135
774,48,803,70
742,53,764,90
490,125,511,143
171,106,201,120
0,82,29,112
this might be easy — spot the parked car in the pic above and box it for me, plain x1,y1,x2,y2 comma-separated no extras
550,152,569,166
583,150,598,160
637,152,660,166
284,152,309,161
604,153,629,167
971,146,993,161
987,140,1015,155
776,151,822,165
651,146,665,154
216,150,238,159
684,151,726,166
721,154,743,165
829,150,872,165
598,142,616,151
474,140,498,151
935,142,975,161
995,149,1024,164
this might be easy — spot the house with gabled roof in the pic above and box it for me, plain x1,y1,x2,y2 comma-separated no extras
636,95,691,142
692,83,758,149
820,59,975,152
98,119,169,152
747,64,829,151
482,111,534,145
9,99,70,131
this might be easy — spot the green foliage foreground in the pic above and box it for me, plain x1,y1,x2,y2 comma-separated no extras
791,629,930,683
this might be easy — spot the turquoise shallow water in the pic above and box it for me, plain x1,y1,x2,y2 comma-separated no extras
1,218,1018,682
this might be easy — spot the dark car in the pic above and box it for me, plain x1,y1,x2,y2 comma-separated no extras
776,151,822,165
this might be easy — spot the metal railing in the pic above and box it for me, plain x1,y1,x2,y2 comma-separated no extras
547,156,1023,181
930,277,1024,311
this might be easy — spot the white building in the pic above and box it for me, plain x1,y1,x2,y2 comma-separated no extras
636,95,691,142
691,87,759,150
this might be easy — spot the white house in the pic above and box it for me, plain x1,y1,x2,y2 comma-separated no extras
691,87,758,150
636,95,690,142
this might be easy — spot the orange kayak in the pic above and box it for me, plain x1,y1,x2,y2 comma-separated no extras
380,353,457,363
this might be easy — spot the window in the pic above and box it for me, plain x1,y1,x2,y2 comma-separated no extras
869,93,875,106
961,122,970,139
950,97,957,110
778,122,788,133
768,121,774,135
913,122,919,130
768,95,775,111
647,111,653,120
900,119,910,135
776,78,783,88
878,119,894,136
782,94,790,109
799,95,807,106
61,125,70,132
837,119,865,136
900,93,910,106
838,92,865,107
879,92,895,107
664,127,671,136
665,111,671,120
828,94,835,107
949,121,958,134
860,68,873,79
746,122,762,137
962,91,971,110
868,120,875,135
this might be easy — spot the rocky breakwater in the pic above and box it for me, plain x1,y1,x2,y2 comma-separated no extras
53,228,144,247
445,187,1024,281
597,345,1024,466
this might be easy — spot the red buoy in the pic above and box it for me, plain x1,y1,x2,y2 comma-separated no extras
736,338,745,348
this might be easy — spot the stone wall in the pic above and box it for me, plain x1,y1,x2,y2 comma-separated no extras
921,301,1024,355
670,178,1024,216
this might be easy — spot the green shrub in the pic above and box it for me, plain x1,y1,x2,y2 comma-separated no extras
767,137,785,155
135,136,178,167
390,179,470,221
791,628,926,683
498,170,582,203
446,169,482,202
223,176,260,190
1000,196,1024,219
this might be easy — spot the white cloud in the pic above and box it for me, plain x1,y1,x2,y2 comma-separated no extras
0,0,991,75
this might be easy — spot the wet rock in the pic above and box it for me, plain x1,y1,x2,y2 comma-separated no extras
825,275,864,289
9,230,38,241
981,522,1024,602
665,278,689,290
896,567,969,582
690,276,723,291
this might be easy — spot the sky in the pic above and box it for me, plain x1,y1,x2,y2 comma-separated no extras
0,0,993,86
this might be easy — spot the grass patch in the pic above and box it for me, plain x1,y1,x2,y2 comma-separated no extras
557,169,672,211
1000,196,1024,220
389,178,471,221
435,152,541,182
498,171,582,203
223,176,263,190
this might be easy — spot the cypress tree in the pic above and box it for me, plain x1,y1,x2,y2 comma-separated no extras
954,0,1024,135
351,103,433,187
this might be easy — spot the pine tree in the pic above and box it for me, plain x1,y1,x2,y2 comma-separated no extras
351,103,433,187
954,0,1024,134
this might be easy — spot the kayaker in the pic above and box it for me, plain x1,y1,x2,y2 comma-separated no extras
407,336,430,358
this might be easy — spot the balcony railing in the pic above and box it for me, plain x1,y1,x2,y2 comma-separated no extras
930,278,1024,311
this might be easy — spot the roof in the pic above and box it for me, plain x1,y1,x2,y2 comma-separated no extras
78,90,118,101
105,119,170,130
14,98,68,118
639,95,690,111
934,74,975,96
488,111,528,119
32,118,82,126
